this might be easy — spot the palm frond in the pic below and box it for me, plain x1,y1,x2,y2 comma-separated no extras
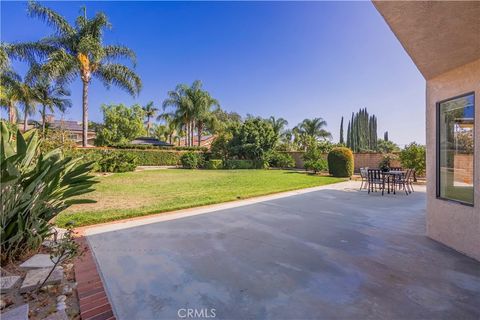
28,1,75,36
104,45,136,66
95,63,142,96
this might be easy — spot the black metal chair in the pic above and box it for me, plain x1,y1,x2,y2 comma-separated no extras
367,169,385,195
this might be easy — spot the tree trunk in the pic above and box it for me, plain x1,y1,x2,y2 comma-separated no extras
82,80,89,147
190,120,195,147
197,121,203,147
185,121,189,146
23,111,28,132
146,116,151,136
41,105,46,132
8,104,16,123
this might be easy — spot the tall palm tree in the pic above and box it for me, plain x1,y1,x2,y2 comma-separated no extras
295,118,332,141
26,1,142,146
187,81,219,146
30,74,72,132
162,84,194,146
0,44,22,123
157,113,180,145
0,75,21,124
17,80,40,132
142,101,158,136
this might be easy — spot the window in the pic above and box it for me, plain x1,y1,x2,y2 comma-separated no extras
437,93,475,205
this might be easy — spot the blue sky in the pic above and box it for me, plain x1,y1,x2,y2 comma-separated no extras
1,1,425,145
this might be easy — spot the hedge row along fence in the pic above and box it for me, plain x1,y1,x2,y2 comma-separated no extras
286,151,401,173
107,143,208,152
71,148,201,167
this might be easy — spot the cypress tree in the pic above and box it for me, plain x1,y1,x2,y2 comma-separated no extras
346,121,351,148
339,116,344,144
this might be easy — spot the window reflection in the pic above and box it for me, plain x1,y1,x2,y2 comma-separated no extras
438,94,474,205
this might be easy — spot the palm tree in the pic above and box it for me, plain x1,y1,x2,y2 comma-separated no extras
0,45,22,123
142,101,158,136
268,116,288,138
0,75,21,124
295,118,332,141
33,76,72,132
158,113,180,145
162,84,194,146
17,80,39,132
26,2,142,146
187,82,219,146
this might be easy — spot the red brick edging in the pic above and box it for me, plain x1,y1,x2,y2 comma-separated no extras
74,232,116,320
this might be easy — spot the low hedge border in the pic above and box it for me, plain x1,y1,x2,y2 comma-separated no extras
72,148,202,168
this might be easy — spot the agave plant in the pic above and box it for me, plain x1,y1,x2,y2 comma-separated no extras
0,121,97,263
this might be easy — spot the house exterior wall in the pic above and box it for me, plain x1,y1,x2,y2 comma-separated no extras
426,59,480,261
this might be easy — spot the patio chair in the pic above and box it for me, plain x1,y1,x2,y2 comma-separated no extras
408,169,415,192
367,169,385,195
359,167,369,190
395,169,413,195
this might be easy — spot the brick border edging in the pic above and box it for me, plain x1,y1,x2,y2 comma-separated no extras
74,232,116,320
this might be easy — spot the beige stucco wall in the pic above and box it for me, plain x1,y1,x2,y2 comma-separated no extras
426,59,480,261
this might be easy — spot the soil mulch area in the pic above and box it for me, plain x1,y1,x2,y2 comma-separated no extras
1,247,80,319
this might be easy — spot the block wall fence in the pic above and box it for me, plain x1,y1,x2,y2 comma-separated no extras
285,152,401,173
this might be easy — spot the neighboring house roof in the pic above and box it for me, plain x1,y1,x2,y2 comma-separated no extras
49,120,94,132
178,135,216,148
130,137,173,146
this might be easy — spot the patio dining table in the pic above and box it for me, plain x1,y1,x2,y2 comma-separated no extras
381,170,406,194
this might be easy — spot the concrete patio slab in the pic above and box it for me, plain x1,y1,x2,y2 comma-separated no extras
86,181,480,319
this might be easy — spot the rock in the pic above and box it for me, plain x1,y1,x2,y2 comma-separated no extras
0,276,21,293
0,299,6,309
42,240,56,248
61,285,72,295
56,301,66,311
56,295,66,303
19,254,59,270
20,268,64,293
1,303,29,320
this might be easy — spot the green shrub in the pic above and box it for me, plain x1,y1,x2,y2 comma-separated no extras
303,142,326,162
223,159,264,169
0,123,96,263
304,159,328,173
264,151,295,168
205,159,223,169
180,152,204,169
400,142,426,176
97,151,138,172
108,143,207,152
71,148,192,168
327,147,354,177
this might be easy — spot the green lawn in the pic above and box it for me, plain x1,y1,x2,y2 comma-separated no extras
57,169,346,227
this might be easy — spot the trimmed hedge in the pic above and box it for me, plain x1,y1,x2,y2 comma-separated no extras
107,143,207,152
71,148,197,168
180,152,205,169
205,159,223,169
327,147,354,177
223,159,264,169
